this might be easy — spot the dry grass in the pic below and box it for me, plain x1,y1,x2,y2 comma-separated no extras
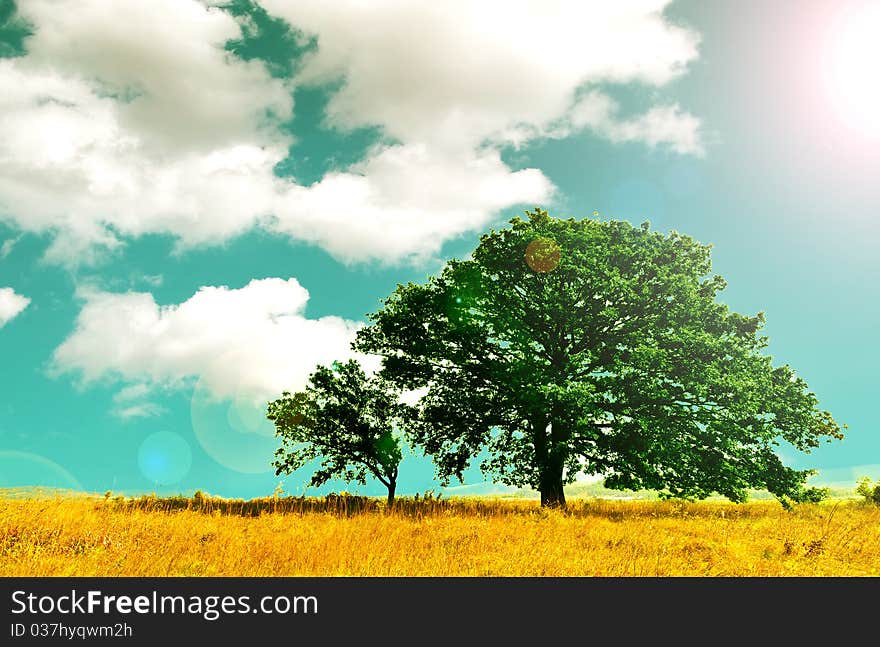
2,494,879,576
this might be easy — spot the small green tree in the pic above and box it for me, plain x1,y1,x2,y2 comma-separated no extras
855,476,880,505
268,360,409,506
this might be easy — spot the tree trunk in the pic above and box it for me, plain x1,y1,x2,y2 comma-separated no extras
539,465,566,508
386,478,396,508
537,412,568,508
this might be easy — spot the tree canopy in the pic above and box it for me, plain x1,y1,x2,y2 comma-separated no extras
268,359,408,505
355,208,843,507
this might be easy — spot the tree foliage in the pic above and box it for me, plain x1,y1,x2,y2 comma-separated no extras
355,208,843,507
856,476,880,505
268,360,408,505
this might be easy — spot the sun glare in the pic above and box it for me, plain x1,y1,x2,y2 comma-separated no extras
824,4,880,137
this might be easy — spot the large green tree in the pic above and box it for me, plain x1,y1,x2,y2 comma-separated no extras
355,208,843,507
268,360,408,506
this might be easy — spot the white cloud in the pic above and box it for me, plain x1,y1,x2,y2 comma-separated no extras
270,144,553,262
0,0,702,266
110,383,166,419
0,56,287,264
17,0,291,154
569,92,704,155
52,278,369,401
0,287,31,327
0,236,20,259
0,0,291,263
260,0,701,150
113,403,167,420
112,383,154,403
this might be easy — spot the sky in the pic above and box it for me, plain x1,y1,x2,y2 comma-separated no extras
0,0,878,498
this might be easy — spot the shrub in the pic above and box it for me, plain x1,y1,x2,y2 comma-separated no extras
795,487,831,504
855,477,880,505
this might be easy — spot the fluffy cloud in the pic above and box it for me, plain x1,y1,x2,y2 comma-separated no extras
52,278,368,401
17,0,292,153
0,0,291,263
0,0,702,266
270,144,553,262
0,287,31,327
260,0,702,151
261,0,705,256
568,92,704,155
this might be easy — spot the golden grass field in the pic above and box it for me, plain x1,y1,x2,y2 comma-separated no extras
2,493,879,576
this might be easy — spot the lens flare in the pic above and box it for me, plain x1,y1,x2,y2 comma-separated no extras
524,238,561,273
137,431,192,486
0,451,83,492
190,376,277,474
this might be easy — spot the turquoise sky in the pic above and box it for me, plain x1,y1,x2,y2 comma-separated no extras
0,0,877,498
